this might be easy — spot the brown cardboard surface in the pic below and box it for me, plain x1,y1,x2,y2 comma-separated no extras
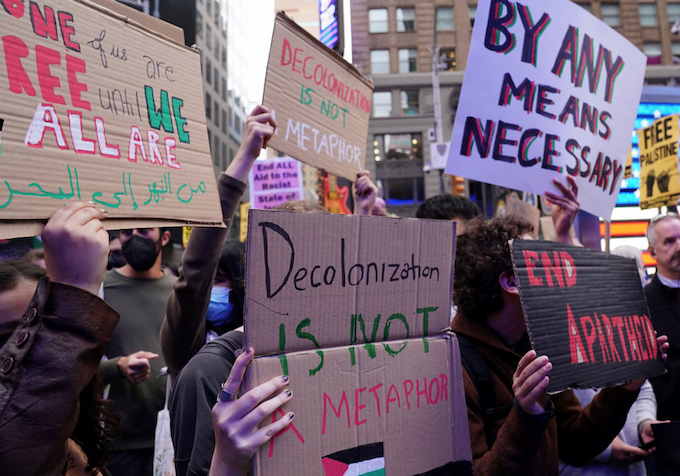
0,0,222,238
506,195,540,239
244,334,473,476
244,210,456,356
510,239,665,392
263,13,373,181
0,217,220,240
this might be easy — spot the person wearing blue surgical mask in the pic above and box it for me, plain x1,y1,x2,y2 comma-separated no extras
204,243,245,341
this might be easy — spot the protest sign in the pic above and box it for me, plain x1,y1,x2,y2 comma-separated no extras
263,13,373,181
637,115,680,209
0,0,222,238
510,240,665,392
446,0,646,219
248,156,304,210
244,210,456,356
244,335,473,476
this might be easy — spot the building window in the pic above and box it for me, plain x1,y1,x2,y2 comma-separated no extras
671,42,680,59
396,8,415,32
384,177,425,206
214,102,219,127
369,8,388,33
370,50,390,74
196,11,203,38
374,133,423,161
469,6,476,28
206,0,211,16
206,25,212,50
214,136,220,165
639,3,658,26
207,129,212,152
643,42,662,56
222,141,227,169
601,4,620,27
222,109,227,133
205,59,212,84
401,90,419,115
398,48,417,73
372,91,392,117
436,7,454,31
214,0,220,27
205,93,211,119
668,2,680,24
578,3,591,13
214,69,219,92
221,46,227,69
221,78,227,101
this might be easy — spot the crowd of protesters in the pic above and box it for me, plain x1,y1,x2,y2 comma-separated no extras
0,105,677,476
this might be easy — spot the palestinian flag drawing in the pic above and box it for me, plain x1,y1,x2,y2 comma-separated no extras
322,442,385,476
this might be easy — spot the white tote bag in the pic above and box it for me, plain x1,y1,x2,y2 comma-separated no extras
154,371,176,476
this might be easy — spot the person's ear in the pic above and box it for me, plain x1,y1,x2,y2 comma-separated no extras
499,272,519,295
649,245,656,257
161,230,171,247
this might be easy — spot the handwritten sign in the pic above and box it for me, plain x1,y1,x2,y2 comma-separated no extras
0,0,222,237
244,336,473,476
445,0,646,219
244,210,456,356
510,240,665,392
263,13,373,181
637,115,680,209
248,156,304,210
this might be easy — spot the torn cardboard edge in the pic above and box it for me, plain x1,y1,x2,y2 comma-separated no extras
81,0,186,46
1,219,225,240
266,12,374,93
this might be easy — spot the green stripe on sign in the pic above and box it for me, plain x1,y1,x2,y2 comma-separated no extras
361,470,385,476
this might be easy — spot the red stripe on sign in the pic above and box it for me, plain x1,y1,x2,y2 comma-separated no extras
322,457,349,476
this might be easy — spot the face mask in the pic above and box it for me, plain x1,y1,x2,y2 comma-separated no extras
122,235,161,271
205,286,235,326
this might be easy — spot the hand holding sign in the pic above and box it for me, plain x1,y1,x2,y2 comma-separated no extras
353,171,378,216
512,350,552,415
227,106,278,183
545,176,581,246
210,347,294,476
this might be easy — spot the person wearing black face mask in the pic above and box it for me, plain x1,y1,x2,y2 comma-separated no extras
98,227,177,476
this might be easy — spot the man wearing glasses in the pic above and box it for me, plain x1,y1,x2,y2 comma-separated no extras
645,213,680,424
99,227,177,476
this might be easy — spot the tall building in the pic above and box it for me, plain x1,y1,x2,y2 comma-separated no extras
350,0,680,217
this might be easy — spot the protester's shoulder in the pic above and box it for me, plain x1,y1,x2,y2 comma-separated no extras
199,330,244,358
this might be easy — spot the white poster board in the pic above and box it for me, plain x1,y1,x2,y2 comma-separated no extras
248,156,304,209
445,0,646,219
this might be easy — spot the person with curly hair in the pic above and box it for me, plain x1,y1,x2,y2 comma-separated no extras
451,177,669,476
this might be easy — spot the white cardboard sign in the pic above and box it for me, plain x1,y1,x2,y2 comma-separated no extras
445,0,646,219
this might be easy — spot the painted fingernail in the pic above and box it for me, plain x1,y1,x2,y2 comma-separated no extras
99,208,108,214
288,412,295,420
285,389,292,397
246,347,254,355
282,375,289,383
87,201,96,206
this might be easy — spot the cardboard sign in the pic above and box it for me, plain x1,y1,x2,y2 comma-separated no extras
244,210,456,356
445,0,646,219
0,0,222,238
510,240,665,392
505,195,540,239
244,335,473,476
623,146,633,180
637,115,680,209
248,156,304,210
263,13,373,181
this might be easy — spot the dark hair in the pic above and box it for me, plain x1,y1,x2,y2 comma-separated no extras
453,216,533,322
0,259,46,290
416,194,482,221
274,200,327,213
70,373,120,471
216,240,246,329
